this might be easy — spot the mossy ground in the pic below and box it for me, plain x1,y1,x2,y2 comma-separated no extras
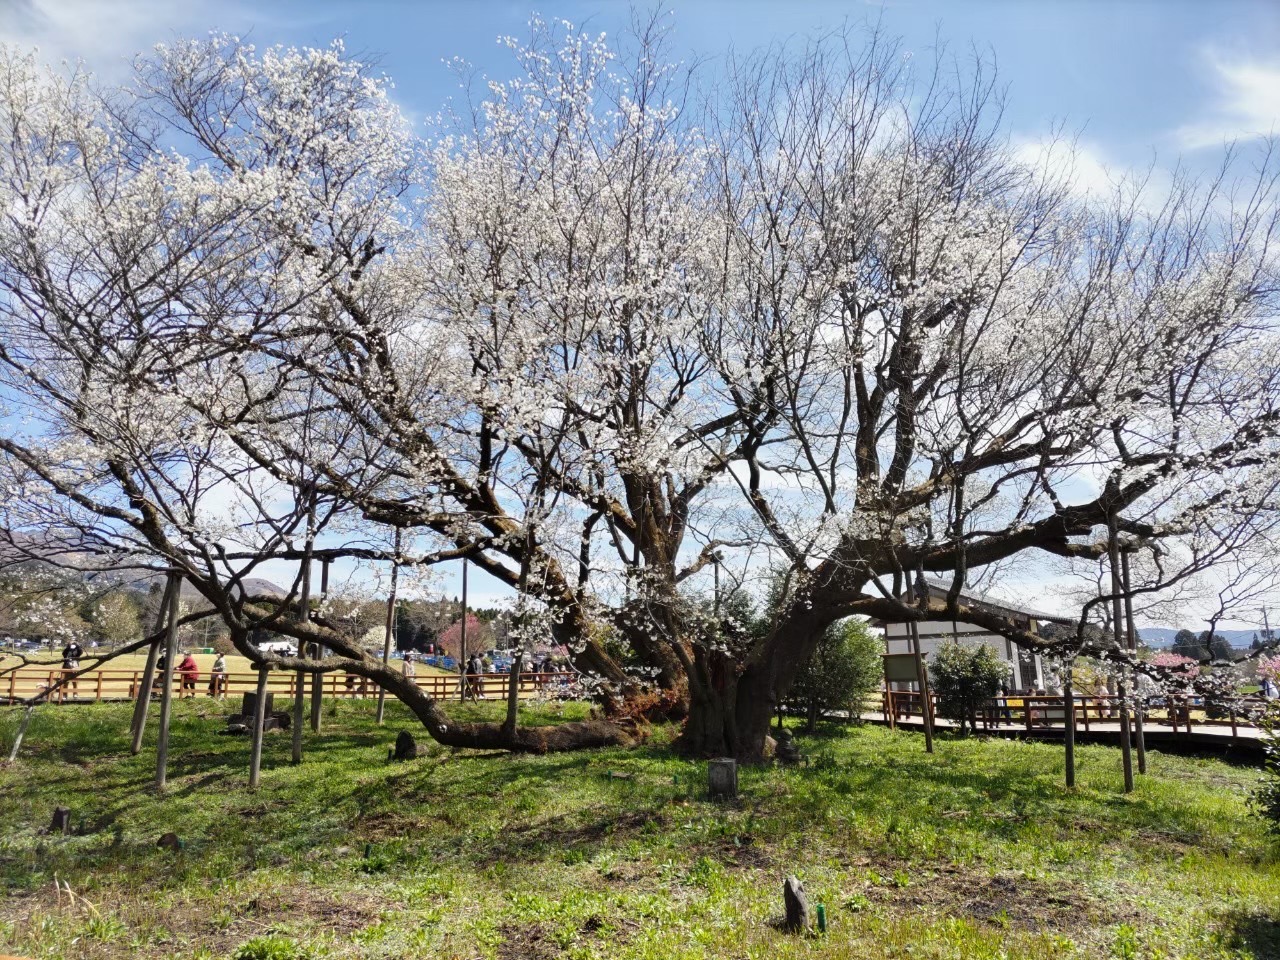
0,698,1276,959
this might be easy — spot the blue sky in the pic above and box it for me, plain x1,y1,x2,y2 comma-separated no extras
4,0,1278,176
4,0,1279,625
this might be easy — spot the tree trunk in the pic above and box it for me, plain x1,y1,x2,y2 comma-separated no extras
678,609,832,761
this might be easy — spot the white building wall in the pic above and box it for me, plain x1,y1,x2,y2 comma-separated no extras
884,620,1043,691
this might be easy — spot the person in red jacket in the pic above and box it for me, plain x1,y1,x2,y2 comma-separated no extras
177,653,200,698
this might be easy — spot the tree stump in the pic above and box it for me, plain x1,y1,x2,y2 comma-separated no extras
241,691,274,720
49,807,71,835
707,758,738,799
783,875,809,932
157,832,184,852
391,731,431,762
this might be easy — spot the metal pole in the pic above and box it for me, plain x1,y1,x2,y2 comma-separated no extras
1108,513,1135,793
155,572,181,791
376,529,401,725
1121,549,1146,775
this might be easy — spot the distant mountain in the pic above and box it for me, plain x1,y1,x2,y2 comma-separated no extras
1139,627,1260,649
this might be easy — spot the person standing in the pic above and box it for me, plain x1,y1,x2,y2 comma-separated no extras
208,652,228,698
177,652,200,698
152,650,168,696
401,651,417,682
61,639,84,698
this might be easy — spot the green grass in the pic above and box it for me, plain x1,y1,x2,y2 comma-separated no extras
0,698,1276,959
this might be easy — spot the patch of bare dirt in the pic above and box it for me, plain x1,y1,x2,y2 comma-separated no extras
495,922,561,960
353,809,429,840
0,883,385,959
866,864,1135,933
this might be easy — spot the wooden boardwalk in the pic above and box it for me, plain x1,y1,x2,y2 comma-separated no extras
864,691,1269,758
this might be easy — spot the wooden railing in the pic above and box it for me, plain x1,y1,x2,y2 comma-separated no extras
0,668,580,706
881,689,1269,737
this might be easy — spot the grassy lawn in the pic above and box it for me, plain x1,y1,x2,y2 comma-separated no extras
0,699,1276,960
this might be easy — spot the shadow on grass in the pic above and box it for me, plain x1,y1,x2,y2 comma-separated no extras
1224,910,1280,957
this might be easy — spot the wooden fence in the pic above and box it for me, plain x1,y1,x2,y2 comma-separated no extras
0,668,580,706
881,689,1269,738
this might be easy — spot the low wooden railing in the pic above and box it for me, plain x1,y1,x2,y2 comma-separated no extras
881,690,1269,738
0,667,579,706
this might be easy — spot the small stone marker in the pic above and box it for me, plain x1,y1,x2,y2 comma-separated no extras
775,729,802,765
707,758,738,799
50,807,71,835
783,875,809,932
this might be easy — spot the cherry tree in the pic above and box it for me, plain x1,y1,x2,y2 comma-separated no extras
3,21,1279,764
0,40,632,752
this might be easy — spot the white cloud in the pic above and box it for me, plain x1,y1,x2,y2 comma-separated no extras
0,0,210,78
1176,49,1280,150
1011,136,1118,199
0,0,321,82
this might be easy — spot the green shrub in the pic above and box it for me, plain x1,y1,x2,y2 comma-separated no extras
929,642,1009,735
232,935,314,960
786,618,882,730
1253,699,1280,834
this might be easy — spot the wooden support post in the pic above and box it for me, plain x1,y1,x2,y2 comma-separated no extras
908,617,934,754
1121,549,1147,775
459,559,470,701
155,572,181,791
311,558,330,733
1063,661,1076,788
502,652,523,738
377,529,400,725
6,704,34,763
248,665,271,788
130,575,176,755
292,546,313,764
1108,515,1135,794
